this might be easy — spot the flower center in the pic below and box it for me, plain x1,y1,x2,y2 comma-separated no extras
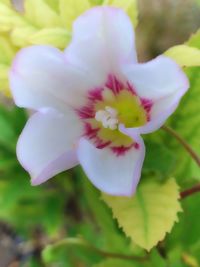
95,106,119,130
77,75,153,155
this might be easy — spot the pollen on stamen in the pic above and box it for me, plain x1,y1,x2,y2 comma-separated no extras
95,106,119,130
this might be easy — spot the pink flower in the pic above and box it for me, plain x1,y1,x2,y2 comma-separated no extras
9,7,189,196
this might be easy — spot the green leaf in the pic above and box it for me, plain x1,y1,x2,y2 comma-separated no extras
0,35,16,63
165,45,200,67
24,0,61,28
10,25,37,47
0,34,16,95
0,108,17,150
0,1,27,32
0,64,10,95
89,0,104,5
168,67,200,182
102,178,181,251
0,106,27,150
93,259,135,267
167,191,200,250
28,27,71,49
44,0,60,12
143,140,176,179
93,250,167,267
0,173,66,236
187,29,200,49
42,237,102,266
79,168,130,252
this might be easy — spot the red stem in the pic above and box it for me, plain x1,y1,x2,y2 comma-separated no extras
180,183,200,199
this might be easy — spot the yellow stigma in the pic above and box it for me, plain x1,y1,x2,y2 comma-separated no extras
95,89,147,128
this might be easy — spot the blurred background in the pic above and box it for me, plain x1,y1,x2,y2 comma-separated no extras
11,0,200,59
0,0,200,266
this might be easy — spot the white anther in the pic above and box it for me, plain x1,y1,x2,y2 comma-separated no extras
95,110,107,122
105,106,118,117
95,106,119,130
108,118,118,130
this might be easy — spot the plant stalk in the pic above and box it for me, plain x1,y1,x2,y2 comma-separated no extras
162,125,200,167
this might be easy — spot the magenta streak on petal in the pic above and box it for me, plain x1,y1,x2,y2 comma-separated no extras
76,88,104,119
84,123,111,149
126,81,153,121
111,144,135,156
96,140,112,149
106,74,124,95
84,123,99,139
88,88,103,102
141,98,153,121
126,81,137,95
76,104,95,119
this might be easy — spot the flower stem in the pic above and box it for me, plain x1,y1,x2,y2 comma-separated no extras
162,125,200,167
180,183,200,199
47,237,148,262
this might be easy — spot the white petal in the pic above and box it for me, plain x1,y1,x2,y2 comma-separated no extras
10,45,97,111
17,109,82,185
123,55,189,99
123,55,189,133
77,138,145,196
123,89,187,135
65,7,137,82
140,90,184,134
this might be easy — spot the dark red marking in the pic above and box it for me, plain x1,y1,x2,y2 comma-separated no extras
88,88,103,102
127,81,137,95
77,105,95,119
141,98,153,121
106,75,124,95
84,123,99,139
134,142,140,150
111,144,135,156
96,140,112,149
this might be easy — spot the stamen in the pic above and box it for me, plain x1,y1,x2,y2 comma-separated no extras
95,106,119,130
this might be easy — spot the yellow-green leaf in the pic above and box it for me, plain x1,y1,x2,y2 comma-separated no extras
44,0,60,12
0,64,8,77
0,0,10,5
0,64,10,96
24,0,61,28
59,0,90,30
0,2,27,32
28,28,71,49
187,29,200,49
0,35,16,95
10,25,37,47
103,0,138,27
89,0,104,5
165,45,200,67
102,178,181,251
0,35,16,63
